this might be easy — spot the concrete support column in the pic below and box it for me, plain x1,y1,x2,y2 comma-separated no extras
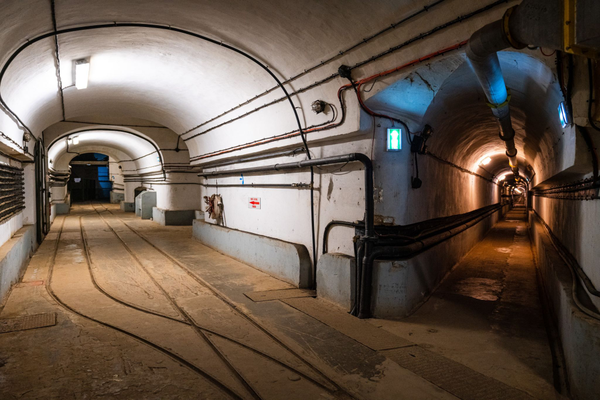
109,158,125,203
152,173,201,226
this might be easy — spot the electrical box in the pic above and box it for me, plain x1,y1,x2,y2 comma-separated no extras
135,190,156,219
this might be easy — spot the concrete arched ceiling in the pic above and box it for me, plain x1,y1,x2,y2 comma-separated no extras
0,0,565,184
365,51,562,179
48,129,159,173
423,51,562,178
0,0,444,142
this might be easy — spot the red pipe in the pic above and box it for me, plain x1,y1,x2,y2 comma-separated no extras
194,40,469,161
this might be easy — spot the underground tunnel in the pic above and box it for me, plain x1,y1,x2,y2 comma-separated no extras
0,0,599,399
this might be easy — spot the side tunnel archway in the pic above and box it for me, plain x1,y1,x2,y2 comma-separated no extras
46,127,200,224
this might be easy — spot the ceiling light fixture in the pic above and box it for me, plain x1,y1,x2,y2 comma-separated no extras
479,156,492,166
558,101,570,128
75,59,90,90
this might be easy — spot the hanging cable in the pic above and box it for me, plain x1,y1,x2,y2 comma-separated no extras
539,47,556,57
588,58,600,132
49,0,66,121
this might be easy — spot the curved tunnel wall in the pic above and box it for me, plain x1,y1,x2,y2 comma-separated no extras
0,2,598,395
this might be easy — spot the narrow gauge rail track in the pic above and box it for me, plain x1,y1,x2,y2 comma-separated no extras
46,203,353,399
45,211,244,399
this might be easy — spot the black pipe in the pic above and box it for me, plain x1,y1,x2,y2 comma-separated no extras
200,153,373,287
588,59,600,132
200,147,305,169
322,220,362,255
352,241,366,316
356,203,502,318
531,209,600,298
199,152,374,235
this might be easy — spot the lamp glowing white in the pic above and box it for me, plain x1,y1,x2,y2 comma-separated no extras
72,136,79,145
479,156,491,166
75,59,90,90
497,173,508,181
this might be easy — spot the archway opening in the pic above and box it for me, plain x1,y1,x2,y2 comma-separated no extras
68,152,112,202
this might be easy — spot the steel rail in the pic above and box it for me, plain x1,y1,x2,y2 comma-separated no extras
44,212,246,400
90,202,354,398
87,203,349,397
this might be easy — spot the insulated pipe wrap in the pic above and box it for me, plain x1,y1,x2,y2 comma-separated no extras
466,20,512,105
508,0,563,51
466,17,520,176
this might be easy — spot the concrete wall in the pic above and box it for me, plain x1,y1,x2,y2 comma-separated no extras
318,208,504,317
0,225,36,306
529,212,600,400
135,190,156,219
0,213,24,250
193,220,312,288
533,196,600,311
109,157,125,202
152,207,196,226
110,191,125,203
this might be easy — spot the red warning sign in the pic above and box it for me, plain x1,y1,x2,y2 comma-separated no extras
248,197,261,209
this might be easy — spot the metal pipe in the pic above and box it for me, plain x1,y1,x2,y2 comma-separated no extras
199,153,374,237
322,220,362,255
465,0,588,180
356,203,502,318
200,148,305,169
200,183,311,189
466,16,521,178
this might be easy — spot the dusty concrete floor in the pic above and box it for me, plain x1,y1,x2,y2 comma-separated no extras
371,220,564,399
0,204,563,399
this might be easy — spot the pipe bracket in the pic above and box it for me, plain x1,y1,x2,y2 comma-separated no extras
486,89,511,109
503,6,526,49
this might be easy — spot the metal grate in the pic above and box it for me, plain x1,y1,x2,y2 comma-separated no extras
0,313,57,334
0,164,25,223
381,346,533,400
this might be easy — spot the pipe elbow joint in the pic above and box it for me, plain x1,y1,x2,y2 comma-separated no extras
506,148,518,158
466,20,510,61
352,153,373,170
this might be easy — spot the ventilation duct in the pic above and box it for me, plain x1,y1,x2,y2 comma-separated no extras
466,0,598,179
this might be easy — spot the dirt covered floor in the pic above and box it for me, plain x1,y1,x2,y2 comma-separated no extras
0,204,562,399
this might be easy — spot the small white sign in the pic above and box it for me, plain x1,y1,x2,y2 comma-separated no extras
248,197,261,209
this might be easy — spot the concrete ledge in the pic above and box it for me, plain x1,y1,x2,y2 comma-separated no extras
110,191,124,204
120,201,135,212
152,208,196,226
371,211,499,319
316,210,500,319
529,213,600,399
317,253,356,311
55,202,70,215
0,225,36,306
193,220,311,288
